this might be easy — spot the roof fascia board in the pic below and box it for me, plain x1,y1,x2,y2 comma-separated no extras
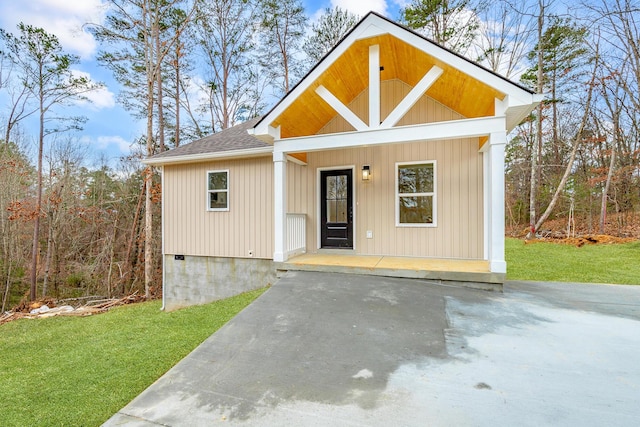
377,20,534,106
273,116,506,154
254,13,537,137
503,93,545,131
143,147,273,166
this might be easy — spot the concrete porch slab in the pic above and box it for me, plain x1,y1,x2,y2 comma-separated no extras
278,254,503,291
286,253,383,269
375,256,490,273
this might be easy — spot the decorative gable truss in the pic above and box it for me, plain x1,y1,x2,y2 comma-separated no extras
252,14,541,147
315,45,444,131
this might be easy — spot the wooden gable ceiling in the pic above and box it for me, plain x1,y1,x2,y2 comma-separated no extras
270,34,506,139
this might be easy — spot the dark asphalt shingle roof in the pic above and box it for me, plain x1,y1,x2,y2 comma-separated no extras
149,116,269,160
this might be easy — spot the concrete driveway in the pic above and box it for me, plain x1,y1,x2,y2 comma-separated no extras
104,271,640,426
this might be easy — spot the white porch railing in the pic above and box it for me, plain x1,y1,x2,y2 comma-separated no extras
286,213,306,257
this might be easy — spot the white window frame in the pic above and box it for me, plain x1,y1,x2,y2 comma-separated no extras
206,169,229,212
395,161,437,227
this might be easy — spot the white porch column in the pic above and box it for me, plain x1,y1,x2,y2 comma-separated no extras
273,151,288,262
484,130,507,273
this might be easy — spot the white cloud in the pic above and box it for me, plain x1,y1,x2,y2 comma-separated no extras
97,136,131,154
70,69,115,109
391,0,411,10
0,0,106,59
80,135,133,156
83,85,116,109
330,0,388,17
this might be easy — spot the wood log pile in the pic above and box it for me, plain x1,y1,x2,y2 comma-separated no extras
0,293,144,325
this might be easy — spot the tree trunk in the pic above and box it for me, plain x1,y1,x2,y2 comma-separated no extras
534,130,581,233
144,170,153,299
527,2,545,239
175,43,181,147
107,213,118,298
30,98,45,301
551,62,559,167
156,20,166,153
42,209,54,296
144,0,155,300
123,181,145,293
1,265,11,313
599,148,615,234
599,114,618,234
533,49,598,233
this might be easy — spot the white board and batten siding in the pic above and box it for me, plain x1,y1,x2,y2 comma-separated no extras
163,156,274,259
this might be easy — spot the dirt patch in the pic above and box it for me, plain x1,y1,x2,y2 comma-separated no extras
508,212,640,239
524,234,637,247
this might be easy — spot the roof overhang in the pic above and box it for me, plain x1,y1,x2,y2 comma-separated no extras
273,116,507,155
254,12,539,139
143,147,273,166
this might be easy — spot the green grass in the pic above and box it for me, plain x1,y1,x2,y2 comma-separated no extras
0,287,266,427
506,238,640,285
2,241,638,425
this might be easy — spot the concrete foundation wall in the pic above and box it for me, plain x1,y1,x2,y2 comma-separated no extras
163,255,276,311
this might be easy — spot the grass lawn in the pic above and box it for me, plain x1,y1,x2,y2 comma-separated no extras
2,242,638,426
506,238,640,285
0,287,266,427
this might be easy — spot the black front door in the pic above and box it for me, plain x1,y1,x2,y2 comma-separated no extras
320,169,353,249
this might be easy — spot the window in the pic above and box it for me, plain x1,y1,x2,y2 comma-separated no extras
207,170,229,211
396,161,436,226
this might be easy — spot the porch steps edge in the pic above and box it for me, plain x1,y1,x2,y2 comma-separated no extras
274,263,504,292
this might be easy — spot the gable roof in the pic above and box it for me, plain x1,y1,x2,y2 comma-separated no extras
146,12,541,166
144,117,271,165
252,12,540,139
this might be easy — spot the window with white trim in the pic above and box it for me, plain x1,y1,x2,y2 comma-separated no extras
396,161,436,226
207,170,229,211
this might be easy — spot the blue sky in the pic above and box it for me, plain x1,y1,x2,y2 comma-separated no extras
0,0,406,167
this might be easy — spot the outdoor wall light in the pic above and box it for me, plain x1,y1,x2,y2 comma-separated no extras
362,165,371,181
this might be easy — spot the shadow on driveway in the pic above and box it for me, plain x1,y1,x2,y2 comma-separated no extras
104,271,640,426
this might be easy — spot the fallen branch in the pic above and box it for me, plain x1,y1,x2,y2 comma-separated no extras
0,292,145,326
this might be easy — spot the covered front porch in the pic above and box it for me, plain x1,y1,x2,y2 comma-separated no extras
276,252,503,291
252,15,541,278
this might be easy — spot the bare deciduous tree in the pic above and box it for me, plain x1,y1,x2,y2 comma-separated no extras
197,0,260,131
1,23,99,300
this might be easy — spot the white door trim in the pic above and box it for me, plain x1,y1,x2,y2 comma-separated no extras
316,165,356,251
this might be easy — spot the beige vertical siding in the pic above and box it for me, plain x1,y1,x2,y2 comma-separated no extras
165,79,482,260
163,156,274,258
295,81,483,259
294,139,484,259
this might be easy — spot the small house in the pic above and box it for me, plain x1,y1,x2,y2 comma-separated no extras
145,12,542,310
